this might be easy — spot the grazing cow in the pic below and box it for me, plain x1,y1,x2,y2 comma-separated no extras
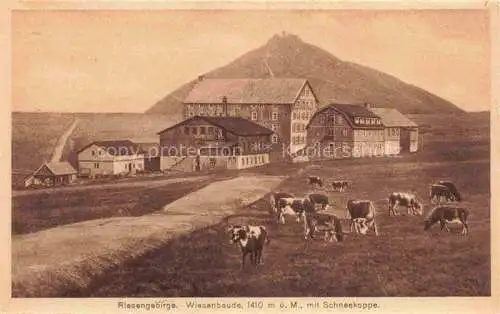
424,206,469,235
304,212,345,242
429,184,457,203
307,193,332,211
436,181,461,202
308,176,324,188
388,192,423,216
227,224,270,269
347,199,379,236
331,180,351,192
277,197,314,224
269,192,295,213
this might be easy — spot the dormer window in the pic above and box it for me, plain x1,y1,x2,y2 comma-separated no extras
354,117,360,124
251,111,258,121
272,111,279,121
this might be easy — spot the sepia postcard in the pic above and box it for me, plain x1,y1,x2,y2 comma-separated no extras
1,1,499,313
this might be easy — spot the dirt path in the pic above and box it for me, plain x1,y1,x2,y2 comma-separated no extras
50,118,80,163
12,175,286,297
12,174,214,197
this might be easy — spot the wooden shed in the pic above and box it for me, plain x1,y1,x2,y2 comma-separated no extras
24,161,77,188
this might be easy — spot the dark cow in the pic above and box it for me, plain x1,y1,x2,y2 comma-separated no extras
304,211,345,242
424,206,469,235
331,180,352,192
436,181,461,201
269,192,295,213
308,176,324,188
307,193,332,211
429,184,457,204
388,192,423,216
277,197,314,224
347,199,379,236
227,224,270,269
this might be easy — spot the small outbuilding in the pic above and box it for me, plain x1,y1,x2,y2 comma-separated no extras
24,161,77,188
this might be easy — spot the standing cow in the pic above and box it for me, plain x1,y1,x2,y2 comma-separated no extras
436,181,461,201
277,197,314,224
227,224,270,269
331,180,352,192
388,192,424,216
269,192,295,214
307,193,332,211
308,176,324,189
347,199,379,236
424,206,469,235
303,211,345,243
429,184,457,204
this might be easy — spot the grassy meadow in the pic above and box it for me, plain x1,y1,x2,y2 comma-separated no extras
11,112,491,297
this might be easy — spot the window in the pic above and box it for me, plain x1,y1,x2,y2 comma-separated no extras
91,150,96,157
207,126,214,134
192,127,198,135
301,112,306,120
271,134,278,143
272,111,279,121
94,163,100,169
354,117,360,124
251,111,258,121
189,112,195,117
98,150,103,156
200,127,206,135
319,115,325,124
337,116,344,124
342,128,348,136
327,128,334,136
271,124,278,131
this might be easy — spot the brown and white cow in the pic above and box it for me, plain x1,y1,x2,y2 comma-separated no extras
388,192,423,216
331,180,352,192
227,224,270,269
307,193,333,211
277,197,314,224
308,176,324,189
424,206,469,235
347,199,379,236
269,192,295,214
303,211,345,242
429,184,457,204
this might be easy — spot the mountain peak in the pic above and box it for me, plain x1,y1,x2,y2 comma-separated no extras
266,32,304,50
147,35,462,115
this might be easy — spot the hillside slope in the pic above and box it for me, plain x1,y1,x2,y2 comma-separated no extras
148,33,463,116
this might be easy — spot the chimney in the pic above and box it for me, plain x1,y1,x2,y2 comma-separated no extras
364,102,375,109
198,75,205,82
222,96,228,117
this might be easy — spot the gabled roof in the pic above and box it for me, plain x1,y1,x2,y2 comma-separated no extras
307,103,384,129
77,140,142,156
330,104,380,119
36,161,77,176
183,78,310,104
368,107,418,128
158,116,273,137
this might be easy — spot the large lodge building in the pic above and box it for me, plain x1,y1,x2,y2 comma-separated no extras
182,78,319,158
156,77,419,172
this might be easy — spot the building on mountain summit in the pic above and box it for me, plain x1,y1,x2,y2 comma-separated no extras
182,77,319,159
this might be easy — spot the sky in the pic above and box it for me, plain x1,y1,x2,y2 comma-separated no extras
11,9,491,113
